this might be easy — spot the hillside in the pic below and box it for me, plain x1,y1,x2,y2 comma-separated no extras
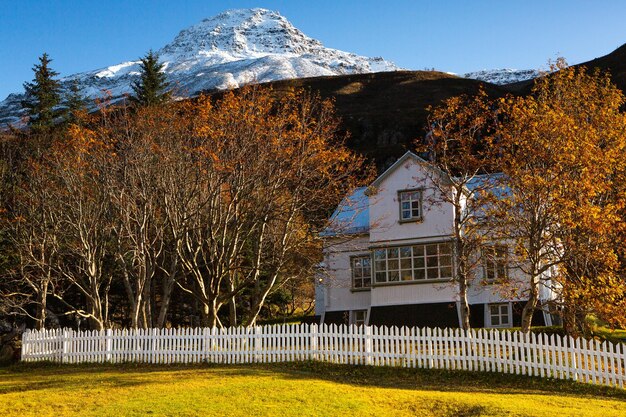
502,43,626,94
239,71,508,169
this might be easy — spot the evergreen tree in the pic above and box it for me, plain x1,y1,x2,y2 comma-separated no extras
130,50,171,107
63,79,88,124
21,53,62,133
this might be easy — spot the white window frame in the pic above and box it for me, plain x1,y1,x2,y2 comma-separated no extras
486,303,512,328
351,310,368,326
373,242,453,284
482,244,508,283
350,255,372,290
398,189,422,222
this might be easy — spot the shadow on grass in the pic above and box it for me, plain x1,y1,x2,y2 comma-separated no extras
2,360,625,403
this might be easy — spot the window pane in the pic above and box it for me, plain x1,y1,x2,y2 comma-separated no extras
375,261,386,272
410,191,420,200
388,271,399,282
387,259,398,271
413,256,424,268
401,270,412,281
412,208,420,217
400,247,412,258
388,248,399,258
490,305,498,315
500,305,509,315
363,266,371,277
354,268,362,278
400,192,409,202
363,278,371,287
402,201,410,210
426,244,438,255
427,256,439,267
375,272,386,283
400,258,412,269
439,255,452,266
439,244,452,255
354,280,362,288
440,266,452,278
414,269,426,280
426,268,439,279
501,314,509,325
412,246,424,257
362,258,371,267
374,250,386,260
492,316,500,326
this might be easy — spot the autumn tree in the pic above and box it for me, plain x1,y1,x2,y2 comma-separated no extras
21,53,62,133
421,88,498,329
490,60,626,333
168,88,366,327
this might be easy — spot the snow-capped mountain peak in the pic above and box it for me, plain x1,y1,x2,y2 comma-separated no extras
0,8,399,127
160,8,322,57
462,68,540,85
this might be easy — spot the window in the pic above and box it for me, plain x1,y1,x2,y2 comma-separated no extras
488,303,511,327
482,245,508,283
373,242,453,284
351,256,371,289
351,310,367,326
399,190,422,221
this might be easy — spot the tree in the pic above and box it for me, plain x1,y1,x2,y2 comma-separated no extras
63,80,88,124
130,50,171,107
489,60,626,333
421,88,498,329
21,53,62,133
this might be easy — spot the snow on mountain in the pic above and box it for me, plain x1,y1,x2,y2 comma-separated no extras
462,69,540,85
0,8,399,127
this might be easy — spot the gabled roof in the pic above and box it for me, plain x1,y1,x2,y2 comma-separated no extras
370,151,428,188
322,186,369,236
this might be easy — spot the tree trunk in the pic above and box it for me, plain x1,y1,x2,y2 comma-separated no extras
520,277,539,333
35,281,49,330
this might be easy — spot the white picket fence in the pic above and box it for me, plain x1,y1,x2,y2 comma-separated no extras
21,324,625,388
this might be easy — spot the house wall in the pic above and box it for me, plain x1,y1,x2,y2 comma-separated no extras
318,235,371,316
369,158,454,244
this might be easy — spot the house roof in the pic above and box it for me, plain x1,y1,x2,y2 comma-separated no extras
370,151,428,188
322,186,369,236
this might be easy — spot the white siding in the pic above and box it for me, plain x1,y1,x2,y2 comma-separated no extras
319,235,371,314
371,282,457,306
369,158,454,244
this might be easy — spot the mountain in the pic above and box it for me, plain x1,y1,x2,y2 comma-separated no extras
0,8,399,127
462,69,540,85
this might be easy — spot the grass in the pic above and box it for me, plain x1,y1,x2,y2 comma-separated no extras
0,361,624,416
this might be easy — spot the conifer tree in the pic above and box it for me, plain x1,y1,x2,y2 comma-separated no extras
21,53,62,133
130,50,171,107
63,80,88,124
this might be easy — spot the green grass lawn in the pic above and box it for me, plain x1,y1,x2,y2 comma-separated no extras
1,362,624,417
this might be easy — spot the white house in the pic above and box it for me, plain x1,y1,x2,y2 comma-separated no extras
316,151,557,328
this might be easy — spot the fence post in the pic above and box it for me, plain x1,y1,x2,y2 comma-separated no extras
254,326,261,363
310,324,318,361
365,325,372,366
106,329,112,363
62,329,69,364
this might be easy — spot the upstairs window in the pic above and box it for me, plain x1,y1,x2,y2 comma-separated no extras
399,190,422,222
351,256,371,289
482,244,508,283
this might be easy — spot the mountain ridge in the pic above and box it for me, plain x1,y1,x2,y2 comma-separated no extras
0,8,399,127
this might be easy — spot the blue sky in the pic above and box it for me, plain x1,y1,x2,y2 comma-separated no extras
2,0,626,99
